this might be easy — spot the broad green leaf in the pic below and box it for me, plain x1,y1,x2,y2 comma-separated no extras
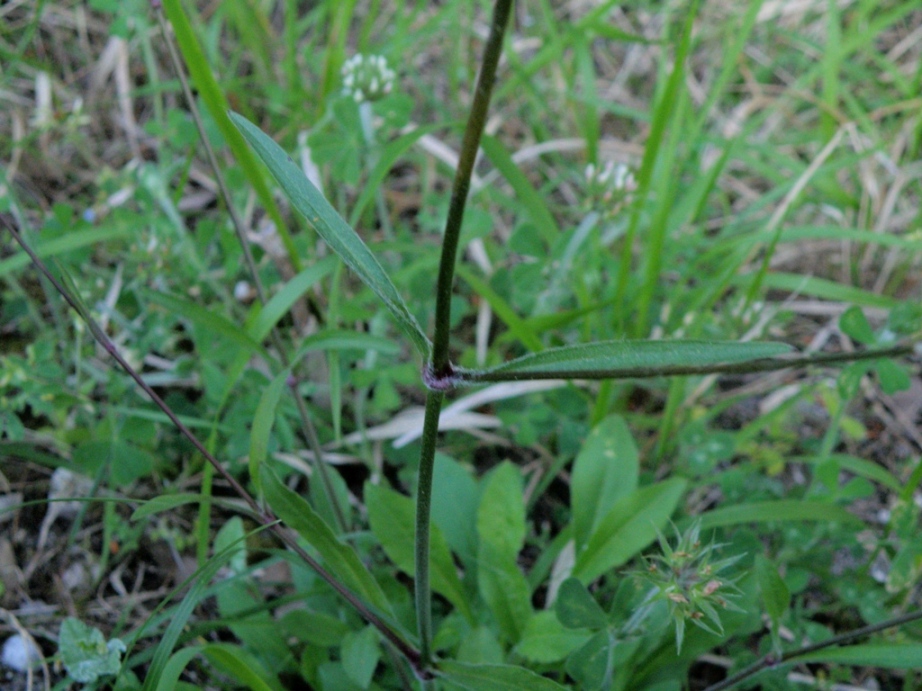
245,257,337,341
278,609,351,647
457,626,504,665
798,644,922,668
365,483,472,621
439,661,568,691
477,463,526,557
59,618,125,683
565,630,613,690
755,555,790,623
694,500,861,530
260,466,391,614
249,371,288,497
875,358,911,394
477,463,533,643
340,627,380,689
574,478,687,583
229,113,431,359
144,290,267,357
571,415,639,550
555,578,608,630
514,611,592,664
476,340,792,379
839,306,875,345
431,453,480,567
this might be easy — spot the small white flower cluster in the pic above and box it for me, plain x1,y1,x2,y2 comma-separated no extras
341,54,396,103
584,161,635,192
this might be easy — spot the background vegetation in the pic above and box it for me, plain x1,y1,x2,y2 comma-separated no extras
1,0,921,688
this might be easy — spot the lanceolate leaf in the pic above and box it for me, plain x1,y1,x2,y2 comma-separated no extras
468,340,792,381
230,113,431,360
439,661,568,691
693,500,861,529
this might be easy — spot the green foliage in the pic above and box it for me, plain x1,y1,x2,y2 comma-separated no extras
4,0,921,688
58,618,127,684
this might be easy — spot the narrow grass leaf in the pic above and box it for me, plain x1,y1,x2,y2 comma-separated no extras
201,643,283,691
0,226,131,279
798,644,922,668
259,465,392,613
245,257,337,341
738,273,899,309
131,494,241,521
455,265,543,352
140,536,252,691
365,483,472,621
694,500,861,530
476,340,792,379
144,290,267,357
160,0,300,270
481,135,559,246
574,478,687,583
439,661,568,691
291,330,401,362
348,124,442,227
249,371,288,497
230,112,431,359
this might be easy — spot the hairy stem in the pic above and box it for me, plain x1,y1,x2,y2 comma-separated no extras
413,0,514,668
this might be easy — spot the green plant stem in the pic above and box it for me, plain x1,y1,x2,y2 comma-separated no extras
703,608,922,691
414,389,444,666
458,343,917,383
430,0,513,376
4,218,422,674
156,9,347,534
411,0,513,671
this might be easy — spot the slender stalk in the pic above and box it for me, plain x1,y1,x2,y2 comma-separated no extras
458,343,917,384
703,608,922,691
429,0,514,376
3,218,421,673
156,9,348,534
414,390,444,665
412,0,514,669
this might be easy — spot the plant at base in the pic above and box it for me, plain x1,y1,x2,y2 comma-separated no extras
634,521,744,653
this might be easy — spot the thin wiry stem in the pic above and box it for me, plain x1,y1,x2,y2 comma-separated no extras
3,218,422,673
156,9,347,534
703,608,922,691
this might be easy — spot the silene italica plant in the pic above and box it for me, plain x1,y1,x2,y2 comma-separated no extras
4,0,922,688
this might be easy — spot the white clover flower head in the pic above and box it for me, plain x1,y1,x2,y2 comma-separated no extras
341,53,396,103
